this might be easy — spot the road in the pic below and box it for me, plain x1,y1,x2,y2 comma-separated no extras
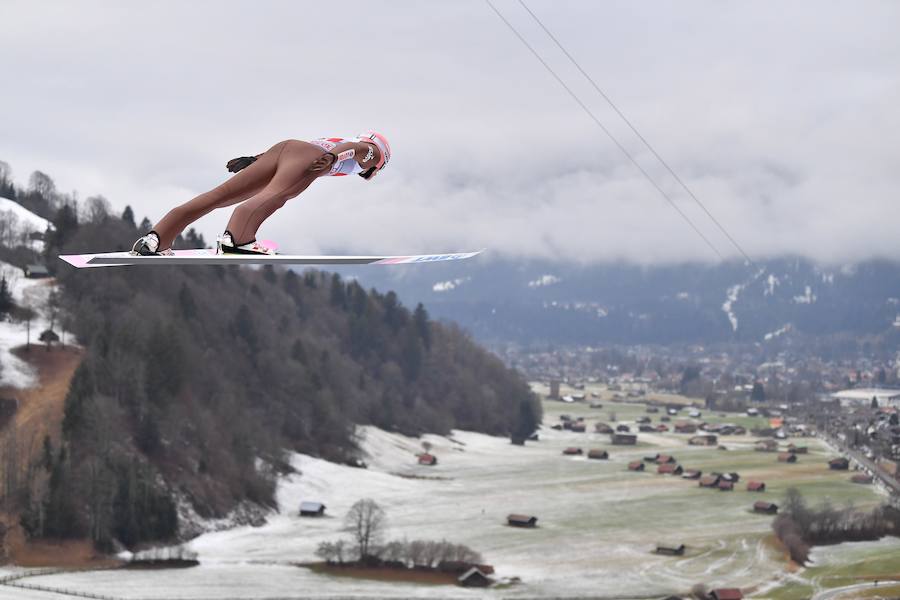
818,433,900,498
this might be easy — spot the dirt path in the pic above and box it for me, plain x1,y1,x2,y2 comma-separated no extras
0,344,92,567
0,344,83,454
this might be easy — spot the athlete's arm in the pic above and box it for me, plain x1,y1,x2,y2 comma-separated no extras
307,142,381,174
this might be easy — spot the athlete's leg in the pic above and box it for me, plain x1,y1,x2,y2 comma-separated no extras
224,141,321,244
151,140,293,249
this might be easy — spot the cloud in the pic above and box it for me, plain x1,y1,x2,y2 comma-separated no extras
0,0,898,265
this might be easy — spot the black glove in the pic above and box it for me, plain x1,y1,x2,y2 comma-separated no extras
226,156,258,173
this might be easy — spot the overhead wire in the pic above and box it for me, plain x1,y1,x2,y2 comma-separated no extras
517,0,756,267
484,0,726,261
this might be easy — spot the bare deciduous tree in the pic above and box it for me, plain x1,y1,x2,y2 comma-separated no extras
344,498,386,561
84,195,111,224
407,538,426,567
315,541,336,563
28,171,56,200
382,540,404,563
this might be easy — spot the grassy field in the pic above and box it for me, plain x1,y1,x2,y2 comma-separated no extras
761,539,900,599
16,391,898,600
536,389,894,598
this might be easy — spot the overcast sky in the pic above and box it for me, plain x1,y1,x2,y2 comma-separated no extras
1,0,898,264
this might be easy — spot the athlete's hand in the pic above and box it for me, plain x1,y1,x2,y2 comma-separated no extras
226,156,258,173
308,152,336,173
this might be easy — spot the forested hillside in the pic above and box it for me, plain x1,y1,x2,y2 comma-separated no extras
0,163,540,551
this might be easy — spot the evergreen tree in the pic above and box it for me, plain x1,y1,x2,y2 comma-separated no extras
512,397,540,441
178,283,197,319
330,273,346,307
184,227,205,248
413,303,431,350
139,217,152,232
383,291,403,331
751,382,766,402
400,328,423,381
231,304,258,354
121,205,135,226
42,435,53,471
263,265,276,284
144,326,186,402
62,362,95,435
283,270,300,297
0,276,12,315
48,203,78,250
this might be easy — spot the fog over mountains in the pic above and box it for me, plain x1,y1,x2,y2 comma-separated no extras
346,256,900,350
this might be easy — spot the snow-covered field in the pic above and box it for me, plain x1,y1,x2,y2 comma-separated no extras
0,261,62,388
15,398,900,599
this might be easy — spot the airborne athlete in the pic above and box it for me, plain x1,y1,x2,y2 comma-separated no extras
130,132,391,257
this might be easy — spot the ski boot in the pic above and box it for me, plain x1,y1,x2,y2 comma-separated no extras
216,231,277,256
131,231,174,256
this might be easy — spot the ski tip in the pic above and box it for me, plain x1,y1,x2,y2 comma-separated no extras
373,250,484,265
58,254,90,268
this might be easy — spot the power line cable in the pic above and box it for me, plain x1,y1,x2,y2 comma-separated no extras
484,0,724,261
518,0,755,267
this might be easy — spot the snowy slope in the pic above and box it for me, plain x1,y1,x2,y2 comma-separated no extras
0,196,54,234
0,261,65,388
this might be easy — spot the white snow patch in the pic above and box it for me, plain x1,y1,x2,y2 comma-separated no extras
764,274,779,297
0,261,69,388
432,277,469,293
793,285,816,304
0,196,54,253
821,273,834,284
764,324,792,341
722,283,745,332
527,274,560,288
676,292,690,300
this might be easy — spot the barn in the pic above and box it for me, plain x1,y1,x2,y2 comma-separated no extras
458,567,492,587
699,475,720,488
611,433,637,445
829,457,850,470
595,422,614,434
753,501,778,514
507,514,538,528
689,434,718,446
657,464,684,475
299,502,326,517
746,481,766,492
418,453,438,466
655,543,685,556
